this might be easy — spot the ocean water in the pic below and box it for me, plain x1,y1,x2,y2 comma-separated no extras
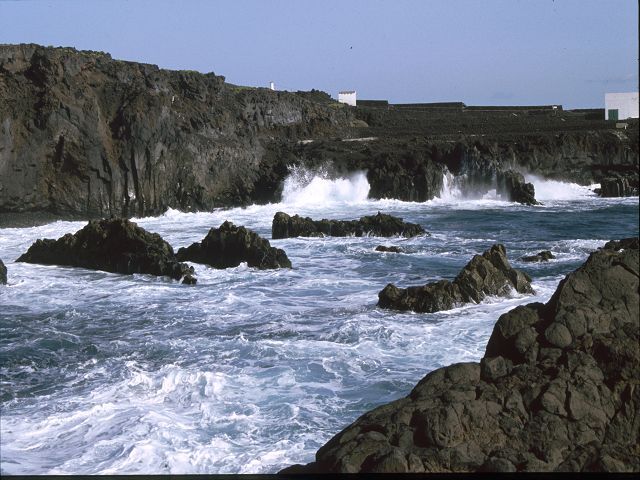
0,170,638,474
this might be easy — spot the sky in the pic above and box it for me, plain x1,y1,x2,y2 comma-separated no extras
0,0,638,108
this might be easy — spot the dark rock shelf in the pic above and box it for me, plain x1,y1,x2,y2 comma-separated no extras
272,212,426,239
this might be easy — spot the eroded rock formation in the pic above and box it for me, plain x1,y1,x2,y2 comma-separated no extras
378,244,533,313
176,221,291,269
496,170,539,205
284,238,640,473
272,212,425,239
17,218,195,282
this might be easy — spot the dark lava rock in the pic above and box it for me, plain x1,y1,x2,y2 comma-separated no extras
598,176,639,197
521,250,555,262
375,245,404,253
0,259,6,284
16,218,195,282
286,238,639,473
272,212,425,239
496,170,539,205
602,237,639,251
176,221,291,270
378,244,533,313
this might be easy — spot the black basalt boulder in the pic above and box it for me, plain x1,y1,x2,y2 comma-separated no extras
272,211,426,239
0,259,6,284
177,221,292,269
16,218,195,283
521,250,555,262
287,238,639,473
496,170,539,205
378,244,533,313
375,245,404,253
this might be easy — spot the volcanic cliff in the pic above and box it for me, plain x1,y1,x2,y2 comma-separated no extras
1,44,638,222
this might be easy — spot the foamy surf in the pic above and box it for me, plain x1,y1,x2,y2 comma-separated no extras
1,166,637,475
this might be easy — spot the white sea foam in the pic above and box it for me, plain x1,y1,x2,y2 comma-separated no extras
524,174,599,201
1,169,637,475
281,167,370,206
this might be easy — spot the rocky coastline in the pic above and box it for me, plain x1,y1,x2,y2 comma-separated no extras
284,238,640,473
1,44,638,225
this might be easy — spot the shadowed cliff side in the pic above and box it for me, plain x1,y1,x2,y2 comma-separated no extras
1,45,638,222
0,44,355,219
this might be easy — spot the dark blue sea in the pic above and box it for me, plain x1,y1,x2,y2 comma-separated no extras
1,171,638,474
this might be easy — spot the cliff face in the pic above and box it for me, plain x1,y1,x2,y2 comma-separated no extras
1,45,638,221
0,44,354,218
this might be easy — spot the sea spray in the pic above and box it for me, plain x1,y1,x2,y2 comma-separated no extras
281,166,370,206
525,174,599,201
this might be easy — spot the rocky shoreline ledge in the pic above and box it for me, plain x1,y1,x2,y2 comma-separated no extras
283,238,639,473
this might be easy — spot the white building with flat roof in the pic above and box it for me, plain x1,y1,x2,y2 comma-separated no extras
605,92,639,120
338,90,356,106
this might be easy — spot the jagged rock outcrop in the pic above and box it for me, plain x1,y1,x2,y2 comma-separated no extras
496,170,539,205
286,238,639,473
176,221,291,269
378,244,533,313
16,218,195,282
272,212,425,239
521,250,555,262
375,245,403,253
597,176,639,197
0,44,354,219
0,259,6,284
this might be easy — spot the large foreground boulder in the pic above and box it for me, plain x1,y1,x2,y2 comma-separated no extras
176,221,291,269
496,170,539,205
0,259,6,284
284,238,639,473
378,244,533,313
272,212,426,239
16,218,195,282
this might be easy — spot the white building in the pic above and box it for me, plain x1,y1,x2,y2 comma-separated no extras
269,81,276,91
604,92,639,120
338,90,357,106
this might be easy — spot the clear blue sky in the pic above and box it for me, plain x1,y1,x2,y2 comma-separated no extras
1,0,637,108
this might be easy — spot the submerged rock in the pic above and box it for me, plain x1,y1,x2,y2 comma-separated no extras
272,212,426,239
521,250,555,262
177,221,291,270
375,245,404,253
16,218,195,282
378,244,533,313
0,259,6,284
287,238,639,473
496,170,539,205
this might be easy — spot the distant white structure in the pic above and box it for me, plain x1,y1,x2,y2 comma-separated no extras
338,90,357,106
269,81,276,91
605,92,639,120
